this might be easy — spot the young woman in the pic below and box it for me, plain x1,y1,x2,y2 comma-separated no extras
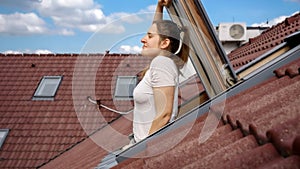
132,0,189,143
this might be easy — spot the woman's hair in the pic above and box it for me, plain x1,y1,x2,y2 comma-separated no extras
139,20,190,78
153,20,190,68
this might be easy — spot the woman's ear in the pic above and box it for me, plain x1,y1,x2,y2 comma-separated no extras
160,38,171,50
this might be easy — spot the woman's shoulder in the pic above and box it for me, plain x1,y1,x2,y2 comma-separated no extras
151,55,176,67
150,55,178,77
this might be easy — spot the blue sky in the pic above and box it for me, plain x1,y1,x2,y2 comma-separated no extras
0,0,299,54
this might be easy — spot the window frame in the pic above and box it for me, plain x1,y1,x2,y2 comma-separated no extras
114,76,137,100
33,76,63,100
167,0,237,98
0,129,9,149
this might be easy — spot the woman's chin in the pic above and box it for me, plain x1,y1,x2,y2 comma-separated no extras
141,48,160,57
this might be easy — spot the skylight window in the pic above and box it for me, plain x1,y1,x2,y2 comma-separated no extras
33,76,63,100
0,129,9,149
114,76,137,100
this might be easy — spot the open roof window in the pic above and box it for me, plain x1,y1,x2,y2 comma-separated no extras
0,129,9,149
142,0,239,119
33,76,63,100
114,76,137,100
167,0,237,98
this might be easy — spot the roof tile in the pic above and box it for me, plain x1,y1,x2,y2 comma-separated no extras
273,57,300,78
256,155,300,169
183,135,258,169
114,121,243,169
267,117,300,156
215,143,282,169
223,75,300,131
228,12,300,70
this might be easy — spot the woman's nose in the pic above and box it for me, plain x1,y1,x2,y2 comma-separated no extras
141,35,146,43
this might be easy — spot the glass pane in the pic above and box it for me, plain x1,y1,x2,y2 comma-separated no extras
37,83,58,96
0,129,9,148
0,131,6,139
115,76,137,98
177,57,207,118
34,76,62,97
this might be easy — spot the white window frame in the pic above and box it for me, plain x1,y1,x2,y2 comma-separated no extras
33,76,63,100
114,76,137,100
0,129,9,149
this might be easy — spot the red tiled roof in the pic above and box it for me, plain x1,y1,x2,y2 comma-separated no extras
0,53,148,168
40,115,133,169
113,54,300,169
0,52,204,169
228,12,300,70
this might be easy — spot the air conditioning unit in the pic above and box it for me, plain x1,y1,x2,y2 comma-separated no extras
218,23,247,41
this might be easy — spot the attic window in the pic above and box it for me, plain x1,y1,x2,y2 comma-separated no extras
33,76,63,100
114,76,137,100
0,129,9,149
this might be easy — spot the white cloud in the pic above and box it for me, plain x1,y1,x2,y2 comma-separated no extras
0,12,48,35
3,50,22,54
108,12,144,24
139,5,156,13
48,0,94,9
0,12,77,36
251,12,298,27
36,0,143,33
0,0,152,35
33,49,53,54
89,22,126,34
4,49,53,54
49,9,106,29
37,0,106,31
118,45,142,53
57,28,75,36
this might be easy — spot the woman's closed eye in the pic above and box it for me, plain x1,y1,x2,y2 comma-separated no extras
148,33,153,38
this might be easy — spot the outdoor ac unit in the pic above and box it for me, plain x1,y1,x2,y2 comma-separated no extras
218,23,247,41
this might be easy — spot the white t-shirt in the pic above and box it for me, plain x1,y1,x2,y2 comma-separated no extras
133,55,178,142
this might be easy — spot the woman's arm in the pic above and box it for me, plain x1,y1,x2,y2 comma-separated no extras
153,0,172,22
148,86,175,135
148,0,175,135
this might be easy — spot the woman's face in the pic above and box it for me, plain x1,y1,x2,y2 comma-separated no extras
140,24,162,57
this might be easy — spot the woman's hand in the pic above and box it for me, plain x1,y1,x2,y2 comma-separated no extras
158,0,172,7
154,0,172,22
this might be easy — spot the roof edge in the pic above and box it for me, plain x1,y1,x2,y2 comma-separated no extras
0,53,142,57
